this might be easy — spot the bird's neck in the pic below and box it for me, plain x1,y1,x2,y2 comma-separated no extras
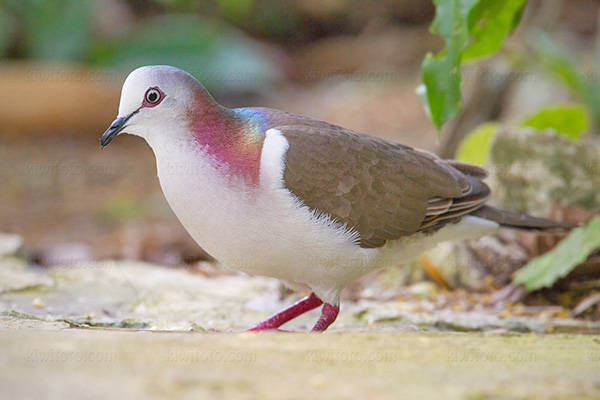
187,103,266,186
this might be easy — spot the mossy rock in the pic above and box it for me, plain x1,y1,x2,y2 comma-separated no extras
488,128,600,216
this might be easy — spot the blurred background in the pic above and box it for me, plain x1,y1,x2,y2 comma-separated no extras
0,0,598,302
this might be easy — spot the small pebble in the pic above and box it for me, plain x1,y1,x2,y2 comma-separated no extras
31,297,45,308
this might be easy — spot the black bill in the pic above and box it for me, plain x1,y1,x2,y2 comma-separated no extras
100,110,138,148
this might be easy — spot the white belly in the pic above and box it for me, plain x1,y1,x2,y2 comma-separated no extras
151,135,377,304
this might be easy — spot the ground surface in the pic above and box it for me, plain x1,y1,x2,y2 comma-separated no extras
2,328,599,400
2,248,600,399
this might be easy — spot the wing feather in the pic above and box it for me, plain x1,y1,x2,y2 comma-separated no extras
258,108,491,248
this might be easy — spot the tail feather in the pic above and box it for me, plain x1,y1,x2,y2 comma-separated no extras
470,205,576,234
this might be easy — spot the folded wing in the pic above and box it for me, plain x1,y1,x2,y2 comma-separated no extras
274,121,490,248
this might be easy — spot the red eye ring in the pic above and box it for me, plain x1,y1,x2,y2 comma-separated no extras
142,87,165,107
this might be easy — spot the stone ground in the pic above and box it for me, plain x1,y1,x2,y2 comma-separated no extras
2,329,599,400
2,243,600,399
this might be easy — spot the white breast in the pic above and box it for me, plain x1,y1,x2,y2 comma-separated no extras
147,129,376,304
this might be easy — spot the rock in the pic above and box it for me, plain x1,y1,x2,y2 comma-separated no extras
0,232,24,258
0,257,54,293
488,128,600,216
408,282,438,299
416,230,529,291
0,232,54,293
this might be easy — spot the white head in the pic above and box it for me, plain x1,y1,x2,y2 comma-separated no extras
100,65,217,147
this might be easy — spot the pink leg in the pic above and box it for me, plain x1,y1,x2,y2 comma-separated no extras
311,303,340,332
247,292,323,331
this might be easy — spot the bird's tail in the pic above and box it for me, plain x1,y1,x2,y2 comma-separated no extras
470,205,576,234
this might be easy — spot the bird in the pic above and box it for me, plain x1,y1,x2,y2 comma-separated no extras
100,65,573,332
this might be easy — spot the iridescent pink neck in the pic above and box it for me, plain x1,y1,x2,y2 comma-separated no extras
186,93,265,186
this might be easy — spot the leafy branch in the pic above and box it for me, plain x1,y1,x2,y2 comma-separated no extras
420,0,527,130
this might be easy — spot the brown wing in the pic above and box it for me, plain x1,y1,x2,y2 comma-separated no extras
272,120,490,248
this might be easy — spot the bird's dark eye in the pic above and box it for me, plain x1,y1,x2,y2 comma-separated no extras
145,88,161,104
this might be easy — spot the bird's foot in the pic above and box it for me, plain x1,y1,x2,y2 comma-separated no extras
311,303,339,332
246,292,323,331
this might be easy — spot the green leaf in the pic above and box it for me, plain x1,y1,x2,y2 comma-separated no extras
513,216,600,291
421,53,463,129
455,122,498,166
421,0,526,130
462,0,527,62
520,104,590,141
421,0,479,129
